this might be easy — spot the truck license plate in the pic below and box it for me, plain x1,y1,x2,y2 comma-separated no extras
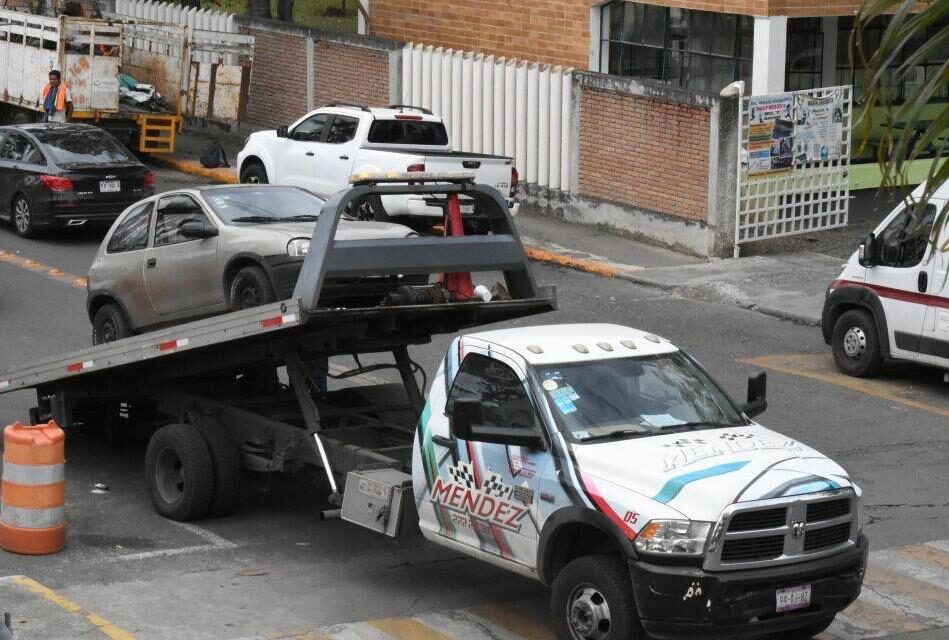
776,585,811,613
99,180,121,193
460,204,475,214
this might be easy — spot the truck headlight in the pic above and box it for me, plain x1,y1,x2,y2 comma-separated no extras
634,520,712,556
287,238,310,257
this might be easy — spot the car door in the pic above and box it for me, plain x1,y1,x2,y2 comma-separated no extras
0,131,12,215
275,113,331,193
921,201,949,367
316,115,360,196
867,201,938,361
0,132,39,215
94,201,155,329
143,194,221,317
435,347,549,567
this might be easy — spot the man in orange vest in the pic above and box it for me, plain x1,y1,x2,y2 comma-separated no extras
41,70,73,123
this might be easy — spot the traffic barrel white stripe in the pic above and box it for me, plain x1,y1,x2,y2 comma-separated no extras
1,461,64,485
0,505,65,528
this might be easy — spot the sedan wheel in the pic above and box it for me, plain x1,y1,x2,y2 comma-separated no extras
229,265,277,311
13,196,37,238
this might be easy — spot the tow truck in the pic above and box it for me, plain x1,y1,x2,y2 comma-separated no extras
0,175,866,639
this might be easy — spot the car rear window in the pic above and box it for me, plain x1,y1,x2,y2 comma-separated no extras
367,119,448,145
33,128,137,166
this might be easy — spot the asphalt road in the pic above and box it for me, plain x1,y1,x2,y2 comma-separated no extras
0,166,946,640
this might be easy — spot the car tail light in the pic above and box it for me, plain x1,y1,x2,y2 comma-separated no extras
510,167,519,197
144,171,157,187
407,163,425,172
39,175,74,192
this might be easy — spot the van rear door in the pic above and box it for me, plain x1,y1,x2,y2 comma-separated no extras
921,201,949,367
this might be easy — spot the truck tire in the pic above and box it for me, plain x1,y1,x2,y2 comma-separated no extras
12,194,38,238
229,265,276,310
771,615,835,638
193,418,242,518
551,554,645,640
145,424,215,521
240,162,268,184
92,304,133,344
352,195,391,222
832,309,883,377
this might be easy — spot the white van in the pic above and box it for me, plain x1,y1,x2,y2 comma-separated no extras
822,181,948,376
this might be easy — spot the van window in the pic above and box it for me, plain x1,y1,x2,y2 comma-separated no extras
877,203,937,268
367,120,449,145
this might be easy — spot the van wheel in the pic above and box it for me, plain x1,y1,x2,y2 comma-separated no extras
93,304,133,345
229,265,276,310
551,555,644,640
240,162,268,184
832,309,883,377
145,424,214,521
193,418,242,518
771,615,836,639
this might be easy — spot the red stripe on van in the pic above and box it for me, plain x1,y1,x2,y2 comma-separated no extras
832,279,949,309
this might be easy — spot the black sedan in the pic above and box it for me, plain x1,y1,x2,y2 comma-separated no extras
0,123,156,238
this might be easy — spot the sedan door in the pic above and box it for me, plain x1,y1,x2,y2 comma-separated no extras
143,194,222,317
275,113,331,193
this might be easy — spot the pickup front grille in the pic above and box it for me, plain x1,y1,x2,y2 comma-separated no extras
705,491,857,571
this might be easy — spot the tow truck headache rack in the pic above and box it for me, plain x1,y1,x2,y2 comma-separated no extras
0,176,555,526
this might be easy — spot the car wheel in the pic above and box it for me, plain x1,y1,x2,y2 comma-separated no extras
770,615,836,639
12,194,38,238
92,304,133,345
353,195,391,222
239,163,268,184
229,265,277,310
832,309,883,377
145,424,214,521
551,554,645,640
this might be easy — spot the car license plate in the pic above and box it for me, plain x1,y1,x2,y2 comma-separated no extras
460,204,475,214
776,584,811,613
99,180,121,193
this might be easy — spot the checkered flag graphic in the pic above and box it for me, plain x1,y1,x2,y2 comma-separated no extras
449,462,477,489
719,433,754,441
481,472,513,499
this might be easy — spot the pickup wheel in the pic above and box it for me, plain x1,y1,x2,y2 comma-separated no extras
240,162,268,184
193,418,242,518
229,265,277,310
551,554,644,640
145,424,215,521
92,303,133,345
832,309,883,377
771,615,836,639
353,195,391,222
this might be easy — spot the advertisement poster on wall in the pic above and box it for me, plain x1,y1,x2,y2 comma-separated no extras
748,94,794,175
793,89,844,163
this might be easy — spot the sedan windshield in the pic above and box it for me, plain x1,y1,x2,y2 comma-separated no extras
532,353,746,443
33,129,137,166
203,187,327,224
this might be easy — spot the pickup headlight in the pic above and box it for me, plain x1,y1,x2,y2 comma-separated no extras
287,238,310,257
634,520,712,556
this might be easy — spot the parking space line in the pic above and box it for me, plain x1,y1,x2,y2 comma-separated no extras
465,603,554,640
0,249,87,290
10,575,136,640
739,354,949,418
366,618,455,639
102,520,237,562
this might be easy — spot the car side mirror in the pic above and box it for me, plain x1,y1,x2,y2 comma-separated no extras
858,232,877,268
450,396,545,449
740,372,767,419
179,219,219,240
276,125,289,138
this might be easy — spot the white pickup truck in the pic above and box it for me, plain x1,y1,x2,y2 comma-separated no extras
236,104,519,225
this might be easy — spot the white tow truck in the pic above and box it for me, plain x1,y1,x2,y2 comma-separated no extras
0,175,866,639
236,104,519,227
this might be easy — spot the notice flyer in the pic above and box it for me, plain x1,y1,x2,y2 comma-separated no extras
793,89,844,163
748,94,794,175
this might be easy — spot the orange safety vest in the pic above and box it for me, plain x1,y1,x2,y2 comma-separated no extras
41,83,69,111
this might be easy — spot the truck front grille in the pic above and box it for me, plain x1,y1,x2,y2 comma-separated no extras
704,490,857,571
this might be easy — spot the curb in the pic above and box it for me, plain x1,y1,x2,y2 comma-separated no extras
150,155,238,184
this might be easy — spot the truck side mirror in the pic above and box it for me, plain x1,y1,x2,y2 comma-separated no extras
276,125,289,138
449,396,482,440
858,232,877,268
740,372,767,419
450,396,545,449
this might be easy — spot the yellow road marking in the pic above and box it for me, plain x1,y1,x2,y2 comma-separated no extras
899,543,949,570
839,598,929,634
264,631,331,640
864,566,949,609
0,250,86,290
739,353,949,418
367,617,455,639
467,603,554,640
11,575,135,640
524,246,619,278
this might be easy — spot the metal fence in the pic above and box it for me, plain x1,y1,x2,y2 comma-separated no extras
735,85,852,254
113,0,238,63
402,44,574,192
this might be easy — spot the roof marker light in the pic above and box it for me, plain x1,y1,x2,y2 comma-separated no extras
621,339,637,350
597,342,613,352
526,344,544,354
644,334,661,343
572,344,589,354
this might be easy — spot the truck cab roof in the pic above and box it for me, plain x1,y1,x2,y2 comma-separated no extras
468,323,678,365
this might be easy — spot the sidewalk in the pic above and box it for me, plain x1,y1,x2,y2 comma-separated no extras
154,130,844,327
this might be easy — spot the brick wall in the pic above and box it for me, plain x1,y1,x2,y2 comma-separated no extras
314,41,390,107
241,26,309,126
578,87,710,223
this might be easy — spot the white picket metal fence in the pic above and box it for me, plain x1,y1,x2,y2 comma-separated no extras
402,44,574,192
113,0,239,63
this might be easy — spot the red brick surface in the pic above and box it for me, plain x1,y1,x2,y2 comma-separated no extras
314,41,390,107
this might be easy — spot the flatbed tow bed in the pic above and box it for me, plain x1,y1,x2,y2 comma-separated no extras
0,174,556,522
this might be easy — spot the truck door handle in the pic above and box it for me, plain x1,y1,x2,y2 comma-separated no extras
305,151,315,157
339,155,349,160
918,271,928,293
146,258,157,268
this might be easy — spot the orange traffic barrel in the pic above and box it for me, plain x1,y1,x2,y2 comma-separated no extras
0,421,66,554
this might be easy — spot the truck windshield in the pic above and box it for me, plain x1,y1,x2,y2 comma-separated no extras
367,120,448,145
532,353,747,442
34,128,136,166
203,186,329,224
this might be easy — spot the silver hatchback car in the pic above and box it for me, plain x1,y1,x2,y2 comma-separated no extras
87,185,420,343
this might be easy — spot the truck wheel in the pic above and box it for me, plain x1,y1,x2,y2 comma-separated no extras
772,615,836,639
229,265,276,310
145,424,215,521
12,194,38,238
832,309,883,377
93,304,133,344
240,163,268,184
551,554,644,640
193,418,242,518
